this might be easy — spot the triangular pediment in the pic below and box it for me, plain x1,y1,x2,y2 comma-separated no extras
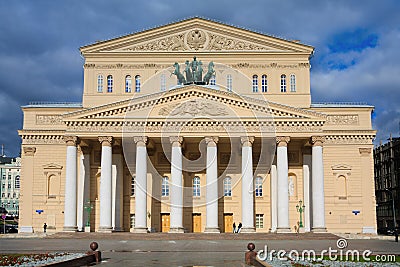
63,85,325,122
81,17,313,54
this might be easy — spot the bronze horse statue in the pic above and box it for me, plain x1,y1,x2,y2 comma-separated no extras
203,62,215,85
171,62,186,84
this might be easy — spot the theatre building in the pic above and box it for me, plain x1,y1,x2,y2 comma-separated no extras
18,17,376,234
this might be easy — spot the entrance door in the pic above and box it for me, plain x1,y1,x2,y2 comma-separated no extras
161,213,170,232
224,214,233,233
192,214,202,233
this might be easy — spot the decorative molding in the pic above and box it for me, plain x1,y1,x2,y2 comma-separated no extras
331,164,352,171
133,136,148,147
326,115,359,125
63,136,78,146
23,147,36,156
276,136,290,147
359,148,372,155
311,136,325,147
325,135,375,145
98,136,113,146
36,115,63,125
158,99,228,117
241,136,254,147
21,135,65,145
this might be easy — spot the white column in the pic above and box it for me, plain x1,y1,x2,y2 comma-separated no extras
311,136,327,232
77,146,90,231
112,152,123,231
169,136,184,233
134,136,148,233
276,136,291,233
241,136,255,233
205,137,220,233
270,165,277,232
63,136,78,232
98,136,113,233
303,153,311,232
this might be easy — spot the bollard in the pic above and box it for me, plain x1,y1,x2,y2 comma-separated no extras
395,231,398,243
87,241,102,263
245,242,257,265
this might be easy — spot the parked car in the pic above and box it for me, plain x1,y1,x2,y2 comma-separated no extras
377,227,400,235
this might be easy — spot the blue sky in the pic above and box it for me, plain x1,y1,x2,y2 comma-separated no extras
0,0,399,156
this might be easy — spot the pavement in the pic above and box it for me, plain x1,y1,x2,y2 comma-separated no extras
1,233,399,266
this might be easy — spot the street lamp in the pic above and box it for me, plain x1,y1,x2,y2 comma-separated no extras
296,200,305,228
384,189,397,229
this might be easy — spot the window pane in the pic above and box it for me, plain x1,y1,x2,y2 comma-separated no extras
290,74,296,92
107,75,113,93
135,75,141,92
125,75,132,93
261,75,267,92
280,74,286,92
131,176,135,196
252,75,258,92
97,75,103,93
193,176,200,197
227,74,232,92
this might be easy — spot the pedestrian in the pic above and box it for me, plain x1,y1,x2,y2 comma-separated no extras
233,222,236,233
43,223,47,233
238,222,242,233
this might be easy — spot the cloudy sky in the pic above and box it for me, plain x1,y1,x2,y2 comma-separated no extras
0,0,399,157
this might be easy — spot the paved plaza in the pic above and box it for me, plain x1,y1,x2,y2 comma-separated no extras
1,233,399,266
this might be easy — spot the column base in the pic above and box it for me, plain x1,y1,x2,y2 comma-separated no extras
169,227,185,233
97,226,113,233
240,227,256,233
276,227,291,233
63,226,78,232
19,226,33,233
312,227,327,233
204,227,220,233
134,227,148,233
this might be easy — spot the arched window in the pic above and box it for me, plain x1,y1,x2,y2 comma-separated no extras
223,177,232,197
107,75,113,93
131,175,135,196
227,74,232,92
160,74,166,91
337,175,347,198
290,74,296,92
97,75,103,93
161,176,169,197
48,174,60,197
261,75,268,92
135,75,141,92
14,175,20,189
193,176,201,197
280,74,286,92
210,75,216,85
125,75,132,93
255,176,263,197
252,75,258,92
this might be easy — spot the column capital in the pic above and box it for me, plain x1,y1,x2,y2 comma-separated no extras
311,136,325,147
98,136,113,147
23,147,36,156
276,136,290,147
134,136,148,147
205,136,219,146
63,136,79,146
241,136,254,147
169,136,183,147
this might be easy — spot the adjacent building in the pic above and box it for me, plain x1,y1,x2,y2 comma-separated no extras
374,136,400,230
18,17,376,234
0,156,21,216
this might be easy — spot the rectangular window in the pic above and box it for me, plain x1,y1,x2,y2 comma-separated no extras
131,176,135,196
256,214,264,229
130,214,135,228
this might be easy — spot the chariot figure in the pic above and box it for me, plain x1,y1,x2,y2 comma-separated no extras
171,62,186,84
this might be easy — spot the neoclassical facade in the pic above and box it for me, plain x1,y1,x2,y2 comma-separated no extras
18,17,376,234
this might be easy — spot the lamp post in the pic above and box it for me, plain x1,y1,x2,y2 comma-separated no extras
296,200,305,228
84,200,93,229
384,189,397,229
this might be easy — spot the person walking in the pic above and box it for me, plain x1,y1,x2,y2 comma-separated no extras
233,222,236,233
43,223,47,233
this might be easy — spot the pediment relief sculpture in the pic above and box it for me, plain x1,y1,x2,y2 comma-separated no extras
121,29,272,52
158,99,228,117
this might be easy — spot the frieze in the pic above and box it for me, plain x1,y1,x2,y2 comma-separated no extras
230,63,300,69
122,30,272,52
326,115,359,125
158,99,228,117
21,135,65,145
325,135,374,145
36,115,63,125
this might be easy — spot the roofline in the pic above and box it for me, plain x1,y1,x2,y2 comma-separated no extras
22,102,82,108
80,16,314,53
311,102,374,108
